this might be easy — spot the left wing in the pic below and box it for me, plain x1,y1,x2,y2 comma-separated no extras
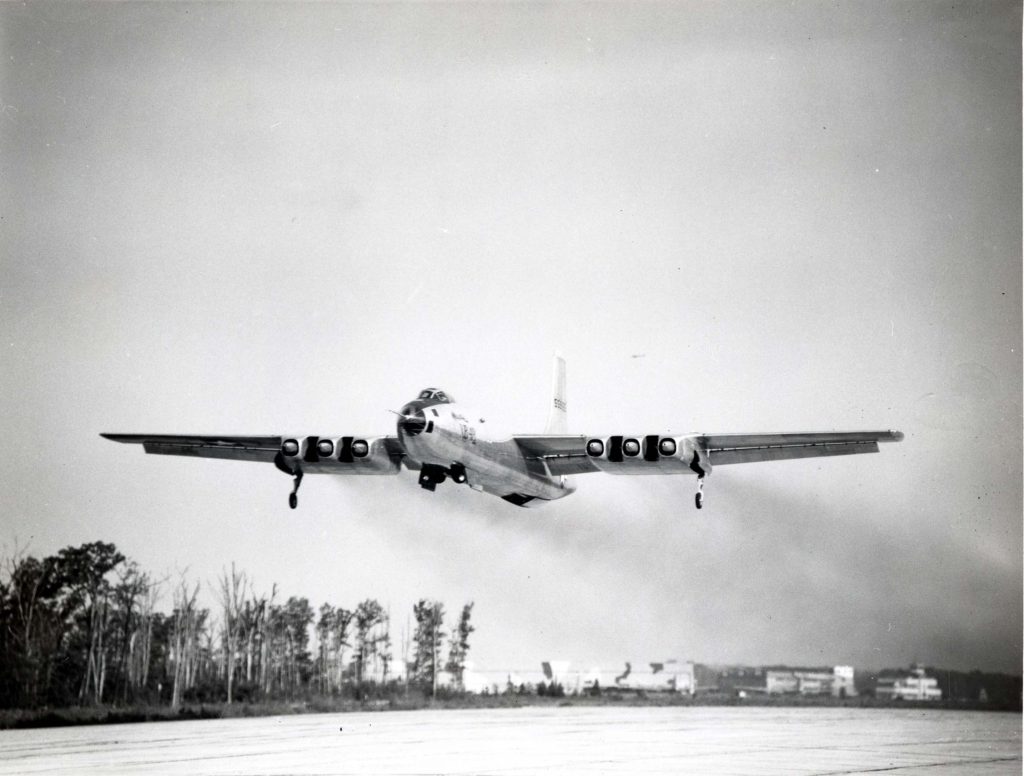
101,434,283,463
101,433,406,473
514,430,903,477
103,433,405,509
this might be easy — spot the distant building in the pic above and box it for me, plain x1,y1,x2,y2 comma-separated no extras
534,659,695,694
456,662,499,694
542,661,572,687
610,660,696,694
457,669,538,694
832,665,856,697
708,665,765,695
876,665,942,701
721,665,856,697
765,670,800,694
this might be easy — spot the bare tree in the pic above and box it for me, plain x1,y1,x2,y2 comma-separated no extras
1,545,54,706
112,562,154,703
241,593,267,687
217,563,248,704
412,600,445,696
170,574,201,711
128,577,161,695
354,599,385,686
56,543,125,704
258,584,277,696
377,608,393,686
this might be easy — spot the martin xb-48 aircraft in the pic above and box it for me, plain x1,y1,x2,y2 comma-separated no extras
103,356,903,510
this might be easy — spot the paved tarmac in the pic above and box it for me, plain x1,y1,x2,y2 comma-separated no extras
0,706,1019,775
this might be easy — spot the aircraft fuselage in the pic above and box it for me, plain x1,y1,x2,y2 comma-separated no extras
396,395,574,506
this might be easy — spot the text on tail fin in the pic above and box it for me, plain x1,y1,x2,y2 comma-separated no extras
545,353,568,434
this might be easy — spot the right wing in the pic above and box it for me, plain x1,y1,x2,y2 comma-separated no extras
512,430,903,476
698,430,904,466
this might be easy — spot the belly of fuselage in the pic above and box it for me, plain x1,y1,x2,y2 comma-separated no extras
399,426,571,502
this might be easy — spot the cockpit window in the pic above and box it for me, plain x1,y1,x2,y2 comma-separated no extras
416,388,453,404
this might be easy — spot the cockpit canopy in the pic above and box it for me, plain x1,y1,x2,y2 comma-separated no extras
416,388,453,404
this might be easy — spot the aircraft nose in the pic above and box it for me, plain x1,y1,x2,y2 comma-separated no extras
398,406,426,437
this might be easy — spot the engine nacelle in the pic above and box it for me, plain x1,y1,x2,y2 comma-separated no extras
279,435,399,474
584,434,710,475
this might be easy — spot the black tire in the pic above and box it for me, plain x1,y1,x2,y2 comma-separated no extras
289,493,298,509
695,492,703,510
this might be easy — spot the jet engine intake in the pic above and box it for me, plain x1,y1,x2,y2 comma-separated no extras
582,434,705,475
278,436,399,473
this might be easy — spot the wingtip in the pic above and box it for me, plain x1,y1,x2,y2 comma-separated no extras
890,430,905,442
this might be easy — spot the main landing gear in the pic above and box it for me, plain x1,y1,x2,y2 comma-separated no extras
418,463,468,491
689,452,708,510
275,453,304,510
418,464,446,492
288,470,303,510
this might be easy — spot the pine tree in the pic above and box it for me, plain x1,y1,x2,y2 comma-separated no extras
411,600,445,694
444,603,474,689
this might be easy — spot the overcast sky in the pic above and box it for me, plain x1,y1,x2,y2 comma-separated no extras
2,1,1020,674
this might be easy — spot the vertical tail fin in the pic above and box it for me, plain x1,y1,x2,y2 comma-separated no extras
544,352,568,434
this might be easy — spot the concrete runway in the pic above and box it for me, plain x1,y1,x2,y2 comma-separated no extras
0,706,1019,775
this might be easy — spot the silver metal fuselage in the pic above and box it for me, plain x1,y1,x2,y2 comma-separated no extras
397,401,574,504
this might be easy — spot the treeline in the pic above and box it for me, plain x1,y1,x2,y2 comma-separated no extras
0,541,473,710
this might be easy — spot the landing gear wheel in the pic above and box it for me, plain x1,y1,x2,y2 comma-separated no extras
288,469,304,510
694,471,707,510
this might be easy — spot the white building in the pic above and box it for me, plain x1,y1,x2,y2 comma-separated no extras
535,660,696,694
876,666,942,701
764,666,857,697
